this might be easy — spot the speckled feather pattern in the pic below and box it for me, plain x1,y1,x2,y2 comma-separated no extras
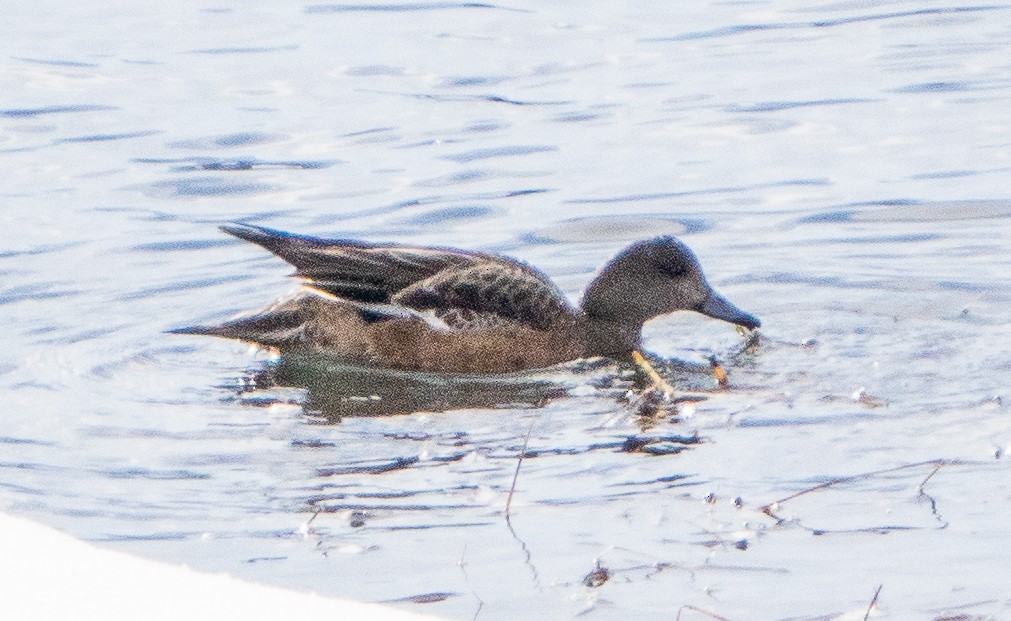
393,263,573,331
173,224,761,373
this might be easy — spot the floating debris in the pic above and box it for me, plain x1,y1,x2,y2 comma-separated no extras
582,563,611,588
349,511,369,528
851,386,887,408
709,356,729,389
383,592,460,604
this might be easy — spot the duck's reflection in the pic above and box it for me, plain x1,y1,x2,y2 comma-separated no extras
244,352,580,421
237,350,736,423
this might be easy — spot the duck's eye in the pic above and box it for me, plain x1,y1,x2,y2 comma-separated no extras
656,256,688,277
664,263,687,277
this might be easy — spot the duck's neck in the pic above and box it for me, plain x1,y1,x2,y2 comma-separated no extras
580,313,643,359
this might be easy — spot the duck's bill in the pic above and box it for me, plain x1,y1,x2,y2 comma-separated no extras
700,292,761,330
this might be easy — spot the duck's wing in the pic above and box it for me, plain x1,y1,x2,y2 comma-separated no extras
222,223,575,331
221,223,484,303
218,223,574,331
391,261,575,331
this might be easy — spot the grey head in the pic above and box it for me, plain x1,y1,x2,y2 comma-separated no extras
580,236,760,356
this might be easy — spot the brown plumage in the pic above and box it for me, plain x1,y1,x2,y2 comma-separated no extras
171,224,760,373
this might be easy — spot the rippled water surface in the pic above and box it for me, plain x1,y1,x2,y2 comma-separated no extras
2,1,1010,619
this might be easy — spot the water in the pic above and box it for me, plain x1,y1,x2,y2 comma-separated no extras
2,1,1010,619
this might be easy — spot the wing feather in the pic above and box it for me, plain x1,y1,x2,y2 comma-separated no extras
221,223,574,331
392,263,573,331
222,223,481,302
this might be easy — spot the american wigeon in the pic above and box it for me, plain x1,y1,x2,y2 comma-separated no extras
172,224,760,378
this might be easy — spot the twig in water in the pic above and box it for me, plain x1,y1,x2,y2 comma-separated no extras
303,508,321,531
916,462,948,527
760,459,954,525
631,350,677,399
301,509,326,553
457,544,484,621
503,417,541,587
708,356,729,390
863,584,883,620
675,605,733,621
505,417,536,525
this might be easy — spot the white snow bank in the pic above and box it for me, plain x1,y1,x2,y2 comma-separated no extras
0,512,443,621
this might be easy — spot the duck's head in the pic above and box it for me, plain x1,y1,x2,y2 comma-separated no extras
580,236,760,350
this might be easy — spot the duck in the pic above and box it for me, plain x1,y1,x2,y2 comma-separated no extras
171,223,760,378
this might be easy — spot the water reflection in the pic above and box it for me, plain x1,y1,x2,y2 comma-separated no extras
245,353,572,420
237,350,733,422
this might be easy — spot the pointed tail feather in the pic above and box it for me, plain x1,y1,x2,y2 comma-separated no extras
220,222,370,264
168,308,306,348
220,223,302,254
